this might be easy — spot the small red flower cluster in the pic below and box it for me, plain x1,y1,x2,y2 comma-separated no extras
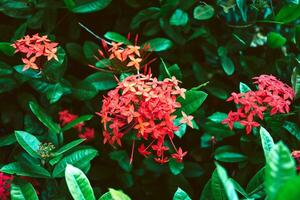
91,34,155,73
59,110,95,141
0,172,13,200
12,34,58,71
222,75,294,134
98,74,193,164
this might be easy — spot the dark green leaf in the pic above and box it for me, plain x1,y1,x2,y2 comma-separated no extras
104,32,131,45
109,150,132,172
130,7,160,29
0,134,16,147
177,90,207,115
172,187,191,200
193,4,214,20
62,115,93,131
274,4,300,23
84,72,117,91
267,32,287,48
169,9,189,26
64,0,112,13
0,42,14,56
169,159,184,175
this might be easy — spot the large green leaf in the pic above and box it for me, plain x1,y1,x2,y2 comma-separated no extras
1,162,51,178
199,179,213,200
172,187,191,200
143,38,173,52
169,9,189,26
246,167,265,197
215,163,239,200
72,80,98,101
193,4,214,20
104,32,131,45
267,32,287,48
11,178,38,200
52,148,98,177
211,169,227,200
274,4,300,23
109,188,131,200
169,159,184,175
62,114,93,131
29,101,61,134
130,7,160,29
15,131,41,158
176,90,207,115
265,142,296,200
0,42,14,56
260,126,275,160
54,138,86,156
64,0,112,13
214,145,247,163
65,164,96,200
275,176,300,200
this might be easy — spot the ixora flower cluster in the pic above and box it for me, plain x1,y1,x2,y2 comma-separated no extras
222,75,294,134
12,34,58,71
98,74,193,164
90,35,155,73
0,173,13,200
59,110,95,141
292,151,300,171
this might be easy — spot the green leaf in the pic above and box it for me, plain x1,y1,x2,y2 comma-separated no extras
45,83,65,104
64,0,112,13
109,150,132,172
295,25,300,49
199,179,213,200
172,187,191,200
214,145,247,163
130,7,160,29
1,162,51,178
236,0,247,22
0,134,16,147
14,65,42,79
182,162,204,178
211,170,227,200
275,176,300,200
239,82,251,93
173,118,187,138
169,159,184,175
54,139,86,156
11,178,38,200
0,42,14,56
291,67,300,99
72,80,98,101
283,121,300,141
15,131,41,158
259,126,275,160
0,61,13,75
265,142,296,200
62,115,93,131
169,9,189,26
215,163,239,200
109,188,131,200
218,47,235,76
84,72,117,91
274,4,300,23
104,32,131,45
98,192,112,200
208,112,227,123
143,38,173,52
246,167,265,197
65,164,96,200
0,77,17,94
177,90,207,115
267,32,287,48
193,4,215,20
83,41,99,61
230,178,250,198
52,148,98,177
29,101,61,134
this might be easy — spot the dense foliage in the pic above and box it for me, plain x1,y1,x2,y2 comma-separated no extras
1,0,300,199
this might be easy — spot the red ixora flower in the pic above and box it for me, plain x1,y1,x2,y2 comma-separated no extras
98,74,192,164
12,34,58,71
292,150,300,171
58,110,95,141
89,33,156,74
222,75,294,134
0,172,13,200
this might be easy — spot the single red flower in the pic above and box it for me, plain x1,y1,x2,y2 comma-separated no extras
171,147,188,162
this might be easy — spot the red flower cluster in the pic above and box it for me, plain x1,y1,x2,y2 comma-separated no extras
12,34,58,71
90,34,155,73
222,75,294,134
292,150,300,171
59,110,95,141
0,172,13,200
98,74,193,164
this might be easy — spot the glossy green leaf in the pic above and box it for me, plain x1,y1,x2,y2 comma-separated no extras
246,167,265,196
104,32,131,45
215,150,247,163
169,9,189,26
177,90,207,115
239,82,251,93
0,134,16,147
53,148,98,177
1,162,51,178
265,142,296,200
11,178,38,200
275,175,300,200
109,188,131,200
218,47,235,76
62,114,93,131
199,179,213,200
14,65,42,79
274,4,300,23
72,80,98,101
64,0,112,13
172,187,191,200
283,121,300,141
267,32,287,48
236,0,247,22
15,131,41,158
215,163,239,200
211,169,227,200
29,101,61,134
193,4,214,20
65,164,96,200
259,126,275,160
0,42,14,56
143,38,173,52
54,139,86,156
